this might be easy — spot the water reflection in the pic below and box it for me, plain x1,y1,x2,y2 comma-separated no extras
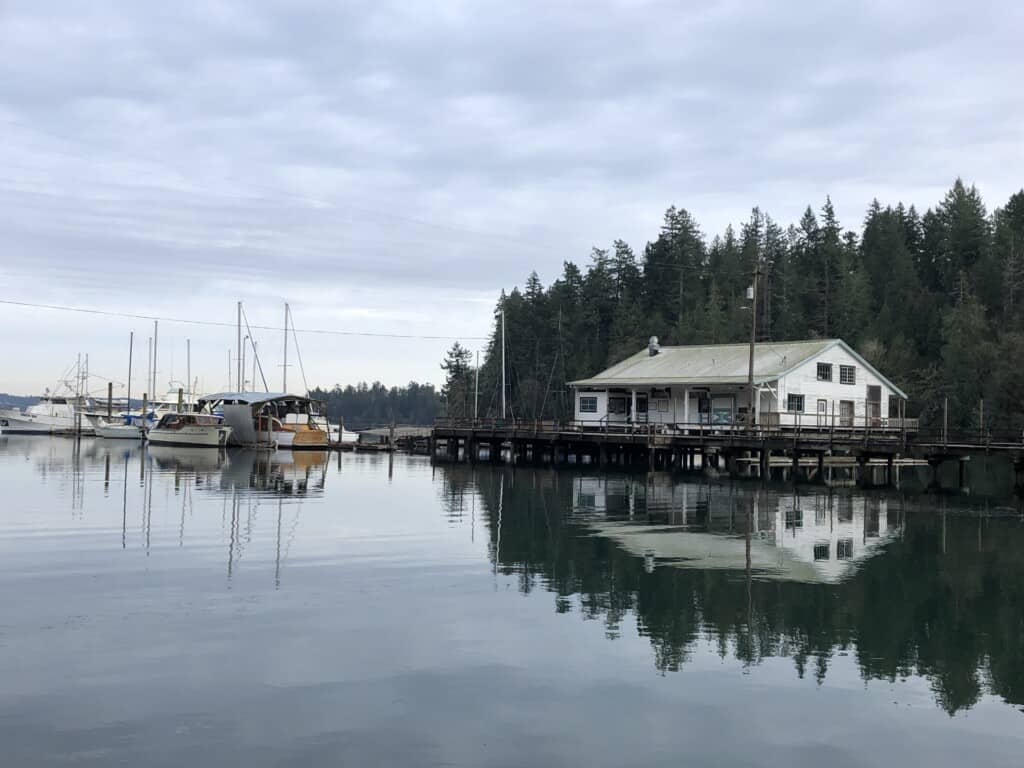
574,475,900,583
438,464,1024,715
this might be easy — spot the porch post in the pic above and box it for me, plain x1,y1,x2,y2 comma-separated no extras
631,389,637,424
683,387,690,431
753,385,760,427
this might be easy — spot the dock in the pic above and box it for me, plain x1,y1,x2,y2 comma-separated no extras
431,418,1024,491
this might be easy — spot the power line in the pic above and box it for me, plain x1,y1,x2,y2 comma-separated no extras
0,298,489,341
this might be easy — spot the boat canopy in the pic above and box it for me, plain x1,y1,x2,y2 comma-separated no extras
198,392,312,406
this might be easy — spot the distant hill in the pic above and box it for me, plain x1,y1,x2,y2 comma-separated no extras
0,393,38,409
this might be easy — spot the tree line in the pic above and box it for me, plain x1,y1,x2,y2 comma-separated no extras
441,179,1024,433
308,381,441,428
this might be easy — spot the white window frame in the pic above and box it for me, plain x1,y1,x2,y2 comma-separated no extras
840,365,856,385
816,362,833,382
787,394,805,413
579,396,598,414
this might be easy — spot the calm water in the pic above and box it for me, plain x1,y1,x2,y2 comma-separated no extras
1,437,1022,767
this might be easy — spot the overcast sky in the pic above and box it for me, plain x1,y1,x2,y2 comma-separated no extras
1,0,1021,396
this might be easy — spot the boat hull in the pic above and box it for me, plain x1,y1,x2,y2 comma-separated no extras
148,425,232,448
96,424,144,439
276,428,330,450
0,415,58,434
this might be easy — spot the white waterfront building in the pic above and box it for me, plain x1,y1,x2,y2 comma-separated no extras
570,338,908,431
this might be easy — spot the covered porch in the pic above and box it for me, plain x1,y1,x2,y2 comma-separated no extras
574,382,779,430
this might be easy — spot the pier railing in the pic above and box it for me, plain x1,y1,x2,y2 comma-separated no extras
434,415,922,439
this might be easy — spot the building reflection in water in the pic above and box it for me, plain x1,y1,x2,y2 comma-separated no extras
437,463,1024,717
573,475,900,583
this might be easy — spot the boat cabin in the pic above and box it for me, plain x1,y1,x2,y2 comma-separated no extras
154,412,224,430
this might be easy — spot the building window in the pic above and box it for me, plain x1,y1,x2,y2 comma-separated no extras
837,538,853,559
608,397,627,415
787,394,805,413
813,542,830,561
840,365,856,385
817,362,833,381
579,396,598,414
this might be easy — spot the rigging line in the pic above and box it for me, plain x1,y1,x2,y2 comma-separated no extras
0,298,488,341
240,305,270,393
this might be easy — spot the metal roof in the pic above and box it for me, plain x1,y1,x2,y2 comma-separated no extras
570,338,908,398
197,392,312,405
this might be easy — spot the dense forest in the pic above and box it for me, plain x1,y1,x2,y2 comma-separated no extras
308,381,441,428
442,179,1024,433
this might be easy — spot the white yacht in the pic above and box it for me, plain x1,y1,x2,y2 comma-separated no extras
0,394,95,434
147,412,232,448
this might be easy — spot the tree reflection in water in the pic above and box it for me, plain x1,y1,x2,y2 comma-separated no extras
437,464,1024,715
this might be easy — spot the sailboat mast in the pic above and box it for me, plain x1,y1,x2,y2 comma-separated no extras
236,301,242,393
283,303,289,393
186,338,191,405
127,331,134,416
152,320,159,398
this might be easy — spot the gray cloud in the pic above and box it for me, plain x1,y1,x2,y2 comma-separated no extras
0,0,1021,391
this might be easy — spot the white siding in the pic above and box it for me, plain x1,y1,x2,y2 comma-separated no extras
779,345,900,423
575,390,608,424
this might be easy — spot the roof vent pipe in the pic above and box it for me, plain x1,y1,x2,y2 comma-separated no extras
648,336,661,356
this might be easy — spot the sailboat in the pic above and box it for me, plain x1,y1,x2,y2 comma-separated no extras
96,332,144,439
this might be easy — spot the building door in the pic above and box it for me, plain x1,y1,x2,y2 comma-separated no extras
839,400,854,427
866,385,881,427
817,399,828,428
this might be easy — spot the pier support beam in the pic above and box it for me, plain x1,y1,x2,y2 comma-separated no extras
1014,459,1024,495
856,455,869,488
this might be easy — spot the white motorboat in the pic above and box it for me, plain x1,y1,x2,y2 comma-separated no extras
95,422,144,439
147,412,232,448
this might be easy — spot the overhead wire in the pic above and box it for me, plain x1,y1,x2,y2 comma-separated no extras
0,298,489,341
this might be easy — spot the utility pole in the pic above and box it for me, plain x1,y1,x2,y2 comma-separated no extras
474,350,480,421
186,339,191,406
746,262,760,428
501,309,507,420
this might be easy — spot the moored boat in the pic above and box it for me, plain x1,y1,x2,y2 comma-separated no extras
95,422,144,439
198,392,330,449
0,394,95,434
147,412,232,448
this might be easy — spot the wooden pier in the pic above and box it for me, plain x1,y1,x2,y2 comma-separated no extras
431,418,1024,491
